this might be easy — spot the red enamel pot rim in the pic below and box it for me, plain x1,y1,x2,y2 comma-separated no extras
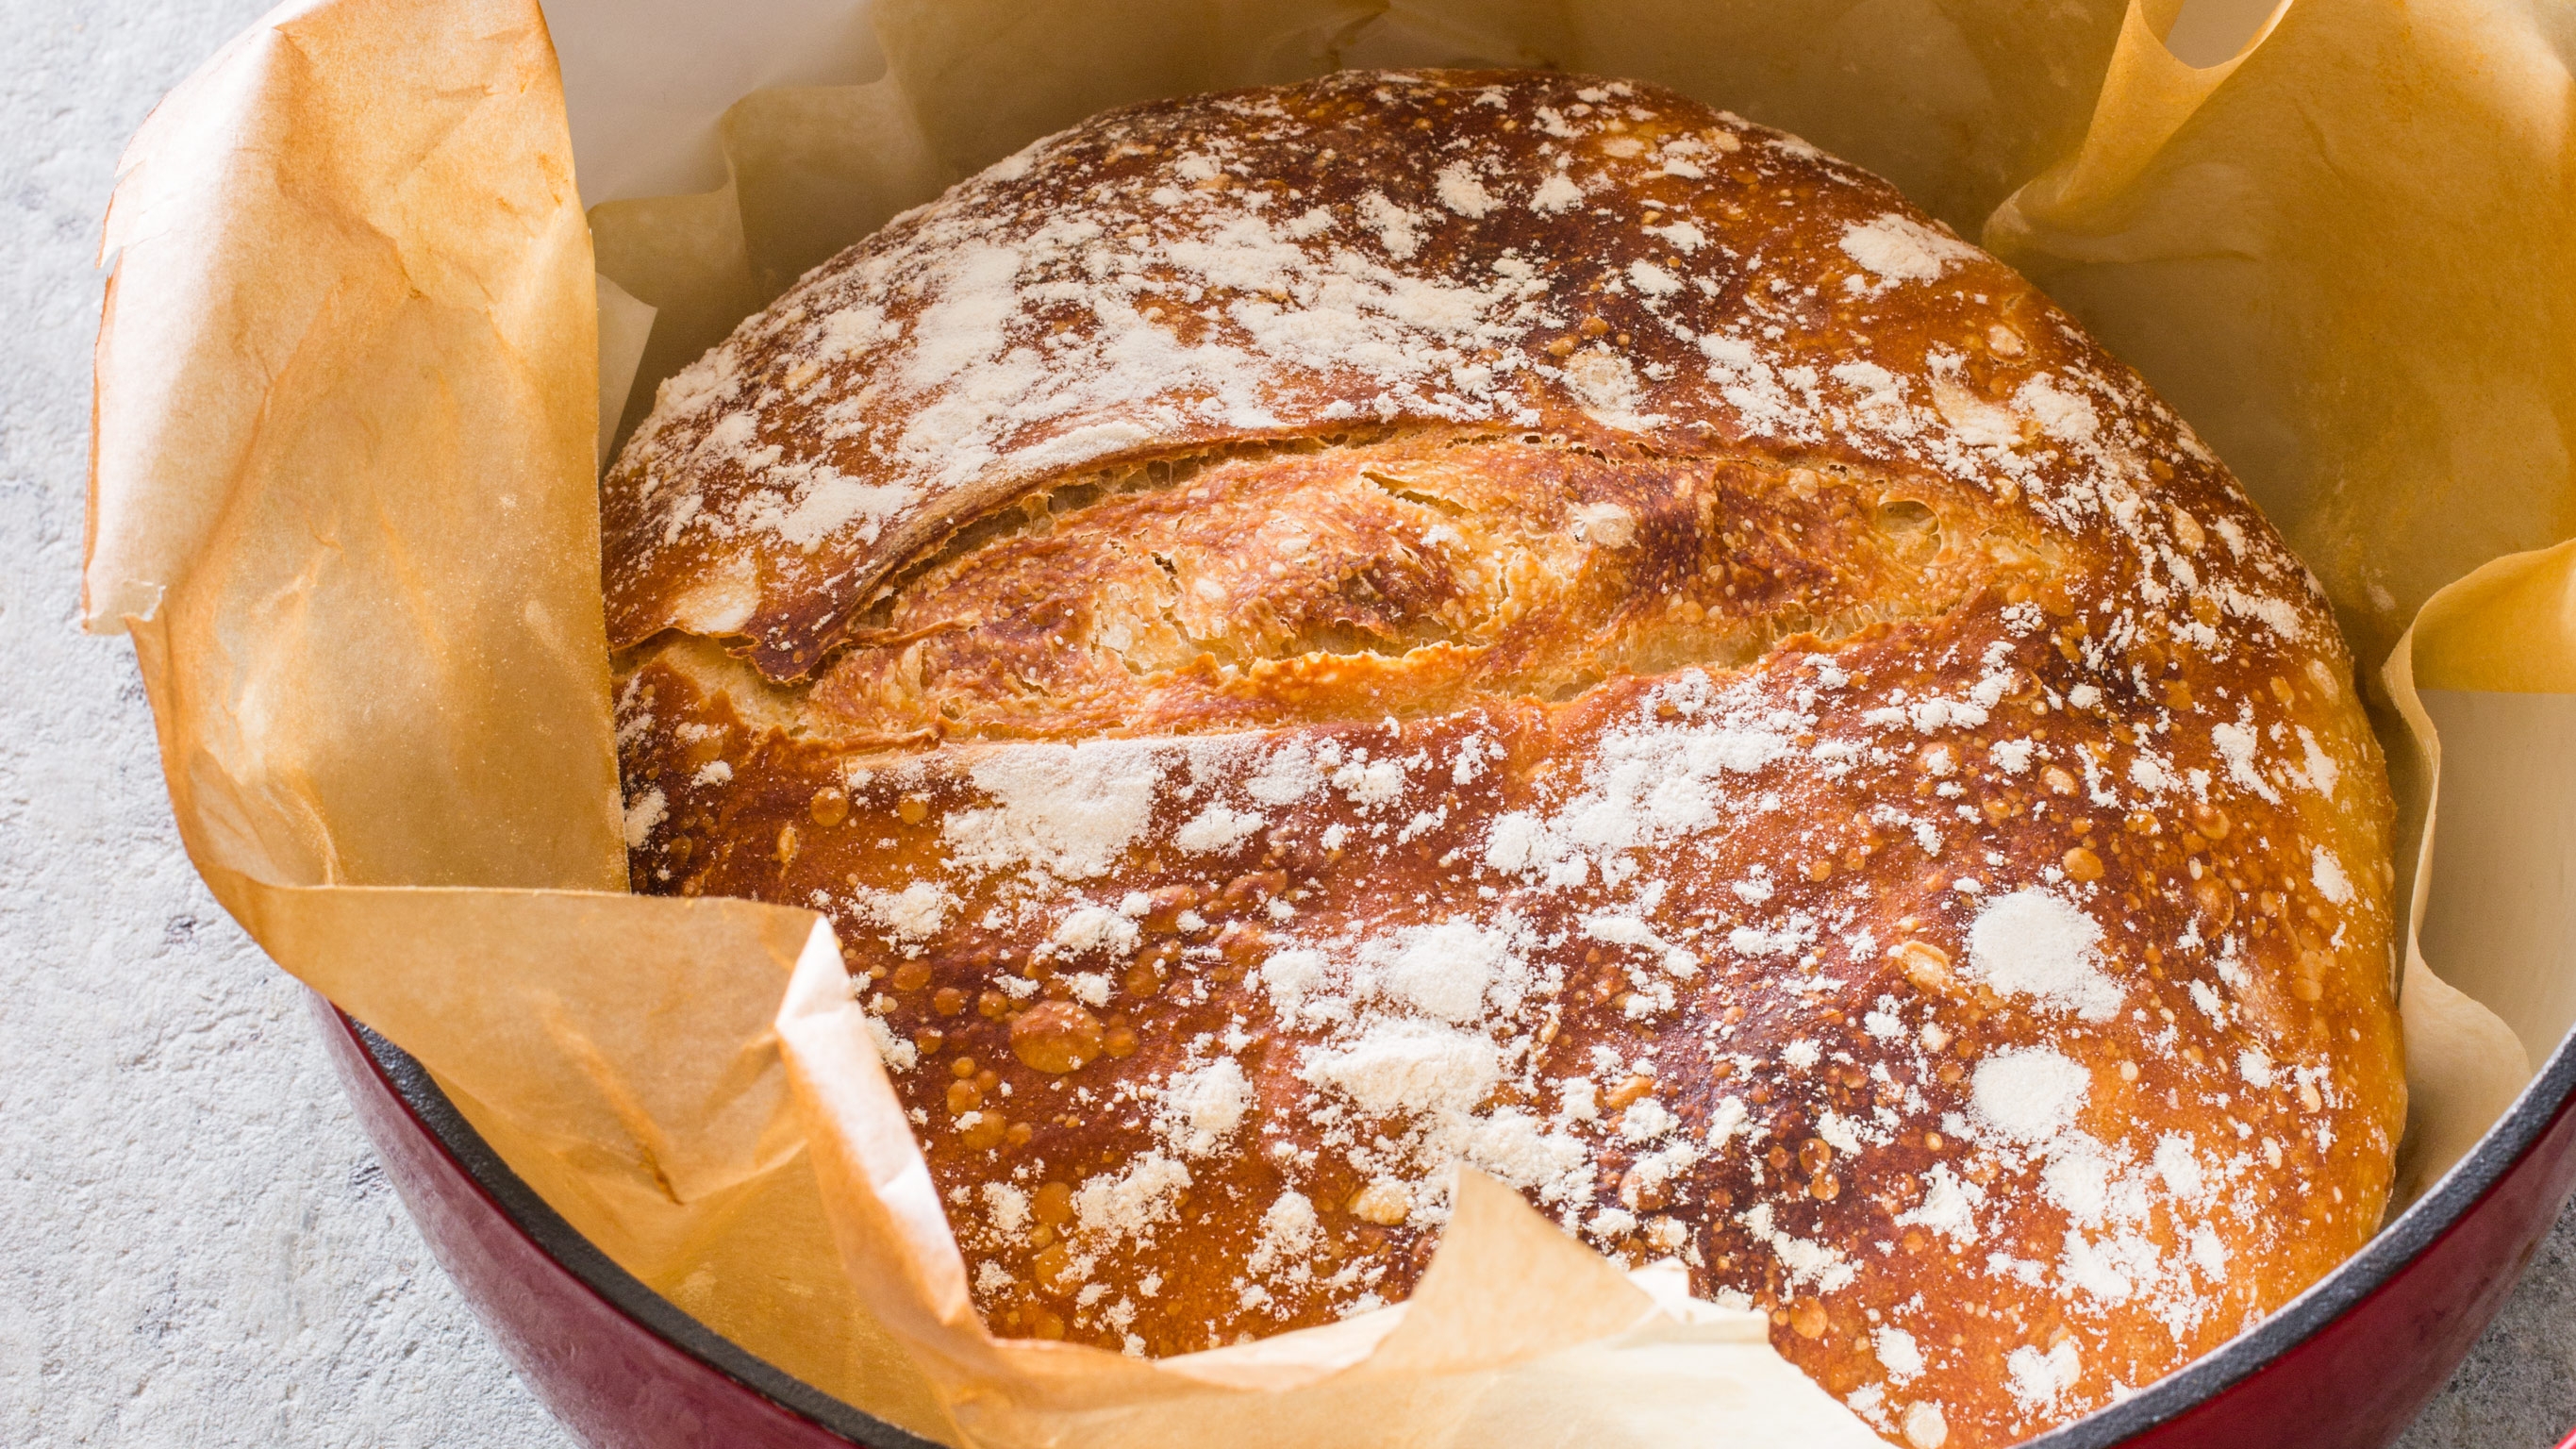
341,1008,2576,1447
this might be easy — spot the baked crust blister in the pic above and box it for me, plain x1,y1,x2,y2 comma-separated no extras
605,70,2401,1449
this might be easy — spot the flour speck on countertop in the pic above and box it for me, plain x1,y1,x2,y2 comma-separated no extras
0,3,2564,1445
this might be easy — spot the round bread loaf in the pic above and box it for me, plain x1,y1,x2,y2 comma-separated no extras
605,69,2401,1449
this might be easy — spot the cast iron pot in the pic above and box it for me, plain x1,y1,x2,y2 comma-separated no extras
312,991,2576,1449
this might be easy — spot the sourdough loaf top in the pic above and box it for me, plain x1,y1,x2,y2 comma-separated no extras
612,69,2180,684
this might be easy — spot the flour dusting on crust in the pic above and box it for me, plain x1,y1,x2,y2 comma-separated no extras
607,70,2404,1449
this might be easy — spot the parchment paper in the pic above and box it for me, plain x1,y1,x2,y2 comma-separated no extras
86,0,2576,1442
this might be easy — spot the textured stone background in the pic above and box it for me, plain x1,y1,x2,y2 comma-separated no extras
1,3,2568,1445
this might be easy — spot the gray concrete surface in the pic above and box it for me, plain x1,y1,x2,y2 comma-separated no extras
0,3,2567,1445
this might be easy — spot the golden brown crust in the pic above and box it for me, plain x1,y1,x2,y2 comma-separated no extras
606,70,2401,1449
792,432,2003,741
606,69,2112,682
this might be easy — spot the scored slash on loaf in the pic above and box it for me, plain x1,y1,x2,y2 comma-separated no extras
605,69,2401,1449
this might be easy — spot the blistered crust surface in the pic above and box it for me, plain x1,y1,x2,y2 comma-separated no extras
607,71,2403,1449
